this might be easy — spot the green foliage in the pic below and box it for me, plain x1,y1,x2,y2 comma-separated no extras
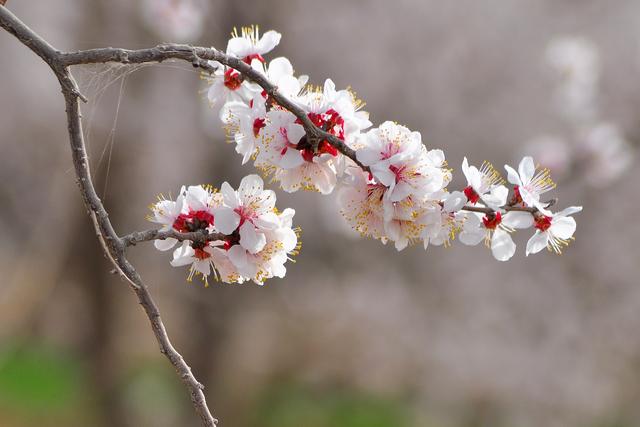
251,384,413,427
0,341,88,425
120,360,186,427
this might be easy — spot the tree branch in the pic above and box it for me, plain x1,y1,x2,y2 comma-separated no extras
0,5,217,426
59,43,551,217
122,229,226,247
460,198,556,215
59,44,369,171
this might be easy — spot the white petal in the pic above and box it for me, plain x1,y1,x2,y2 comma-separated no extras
491,229,516,261
356,147,383,166
551,216,576,239
518,156,535,184
214,207,241,234
239,222,266,254
443,191,466,213
170,244,195,267
555,206,583,218
238,174,264,199
279,148,305,169
459,228,485,246
207,81,224,106
504,164,522,186
459,214,485,246
482,185,508,209
256,30,281,54
227,246,258,278
226,37,252,57
426,149,445,167
154,237,178,251
371,163,395,187
254,212,280,230
394,237,408,251
186,185,209,211
311,163,337,195
461,157,471,183
519,186,540,207
526,231,549,256
193,259,211,276
267,57,293,80
279,228,298,252
389,182,413,202
502,211,534,229
220,182,238,207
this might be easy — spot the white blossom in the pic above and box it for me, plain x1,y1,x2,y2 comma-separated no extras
226,26,281,63
461,158,508,210
149,176,298,285
526,207,582,255
459,210,533,261
221,93,267,164
504,156,556,215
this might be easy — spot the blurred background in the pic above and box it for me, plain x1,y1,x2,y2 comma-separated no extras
1,0,639,426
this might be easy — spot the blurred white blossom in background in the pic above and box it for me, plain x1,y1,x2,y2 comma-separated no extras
140,0,208,42
546,36,600,124
522,135,572,179
523,35,634,188
577,122,634,188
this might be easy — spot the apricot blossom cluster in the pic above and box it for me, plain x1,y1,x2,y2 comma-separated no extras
149,175,300,285
152,26,583,284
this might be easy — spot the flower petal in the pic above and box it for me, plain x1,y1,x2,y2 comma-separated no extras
502,211,534,229
551,216,576,239
482,185,508,209
518,156,535,184
239,222,267,254
214,207,241,234
267,57,293,80
220,182,238,207
526,230,549,256
227,245,258,278
170,244,195,267
555,206,583,218
154,237,178,251
256,30,282,54
443,191,466,213
238,174,264,200
491,228,516,261
226,37,252,57
504,164,522,186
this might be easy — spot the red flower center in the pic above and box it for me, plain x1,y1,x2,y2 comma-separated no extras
464,186,480,204
512,185,523,205
253,117,266,137
318,140,338,156
294,109,345,161
172,210,215,233
223,229,241,250
534,215,552,232
300,148,315,162
482,211,502,230
389,164,407,183
193,247,211,260
224,69,243,90
243,53,265,64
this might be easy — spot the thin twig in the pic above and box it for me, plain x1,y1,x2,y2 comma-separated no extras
0,5,216,426
59,44,370,171
460,198,557,215
122,229,226,247
59,43,553,217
